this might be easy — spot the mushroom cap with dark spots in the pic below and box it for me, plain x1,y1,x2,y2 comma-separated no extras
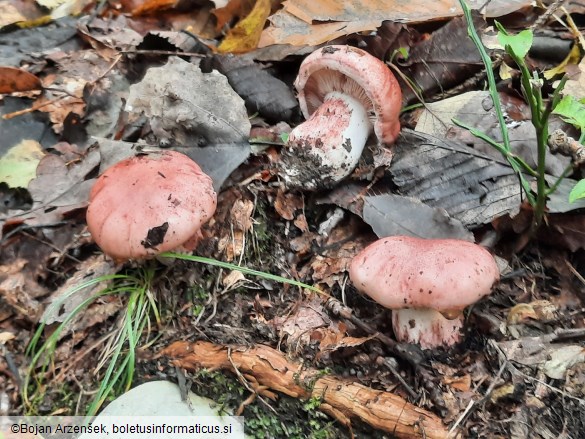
349,236,499,311
86,150,216,261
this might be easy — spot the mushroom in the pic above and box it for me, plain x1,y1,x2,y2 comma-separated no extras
280,45,402,189
86,150,216,261
349,236,499,349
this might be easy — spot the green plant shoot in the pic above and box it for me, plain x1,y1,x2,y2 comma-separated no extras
458,0,569,228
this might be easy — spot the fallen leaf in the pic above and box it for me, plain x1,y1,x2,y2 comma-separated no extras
545,177,585,213
41,256,119,326
222,270,246,288
544,345,585,380
178,143,251,191
126,57,251,145
212,55,298,121
218,0,270,53
391,130,522,227
0,2,26,28
274,189,303,221
132,0,177,15
0,16,79,68
0,259,46,322
259,0,533,48
443,374,472,392
0,139,45,188
14,143,99,227
560,56,585,99
400,16,485,104
507,300,558,325
213,0,252,31
0,332,15,344
363,193,473,241
415,91,571,177
0,66,42,93
537,214,585,252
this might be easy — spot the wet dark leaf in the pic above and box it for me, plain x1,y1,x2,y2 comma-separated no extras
363,193,473,241
391,130,522,227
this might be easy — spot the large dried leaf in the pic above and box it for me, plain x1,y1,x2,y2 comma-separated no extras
498,336,585,380
0,66,42,93
400,16,484,104
0,16,79,67
0,2,26,28
126,57,251,145
41,256,119,326
546,177,585,213
363,194,473,241
218,0,271,53
416,91,571,177
12,144,99,227
212,55,298,121
94,138,250,191
0,140,45,188
259,0,533,47
391,130,522,227
180,143,251,190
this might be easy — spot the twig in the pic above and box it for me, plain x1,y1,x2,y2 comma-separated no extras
565,260,585,287
491,340,585,405
530,0,567,30
324,297,449,416
121,49,207,58
449,361,507,434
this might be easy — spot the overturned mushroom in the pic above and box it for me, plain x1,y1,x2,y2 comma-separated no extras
280,45,402,189
349,236,499,349
86,151,216,261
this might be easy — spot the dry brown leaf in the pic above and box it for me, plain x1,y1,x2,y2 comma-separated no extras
0,259,46,322
0,67,42,93
132,0,177,15
507,300,558,325
213,0,254,31
217,199,255,260
274,189,303,221
219,0,271,53
260,0,534,48
560,56,585,99
222,270,246,288
0,2,26,27
316,330,376,359
443,374,472,392
0,331,15,344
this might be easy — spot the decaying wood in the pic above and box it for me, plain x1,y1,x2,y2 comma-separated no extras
162,341,452,439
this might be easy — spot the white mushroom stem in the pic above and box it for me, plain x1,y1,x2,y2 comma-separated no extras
392,309,464,350
282,91,371,188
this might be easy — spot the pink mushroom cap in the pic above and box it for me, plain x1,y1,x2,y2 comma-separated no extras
294,45,402,145
349,236,499,312
86,151,216,261
349,236,500,348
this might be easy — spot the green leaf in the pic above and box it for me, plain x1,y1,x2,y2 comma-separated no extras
280,132,289,143
398,47,409,60
553,95,585,130
496,22,533,59
569,179,585,203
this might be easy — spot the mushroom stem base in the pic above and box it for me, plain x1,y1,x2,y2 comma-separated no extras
392,308,464,349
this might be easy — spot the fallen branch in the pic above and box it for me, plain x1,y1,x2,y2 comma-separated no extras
162,341,452,439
